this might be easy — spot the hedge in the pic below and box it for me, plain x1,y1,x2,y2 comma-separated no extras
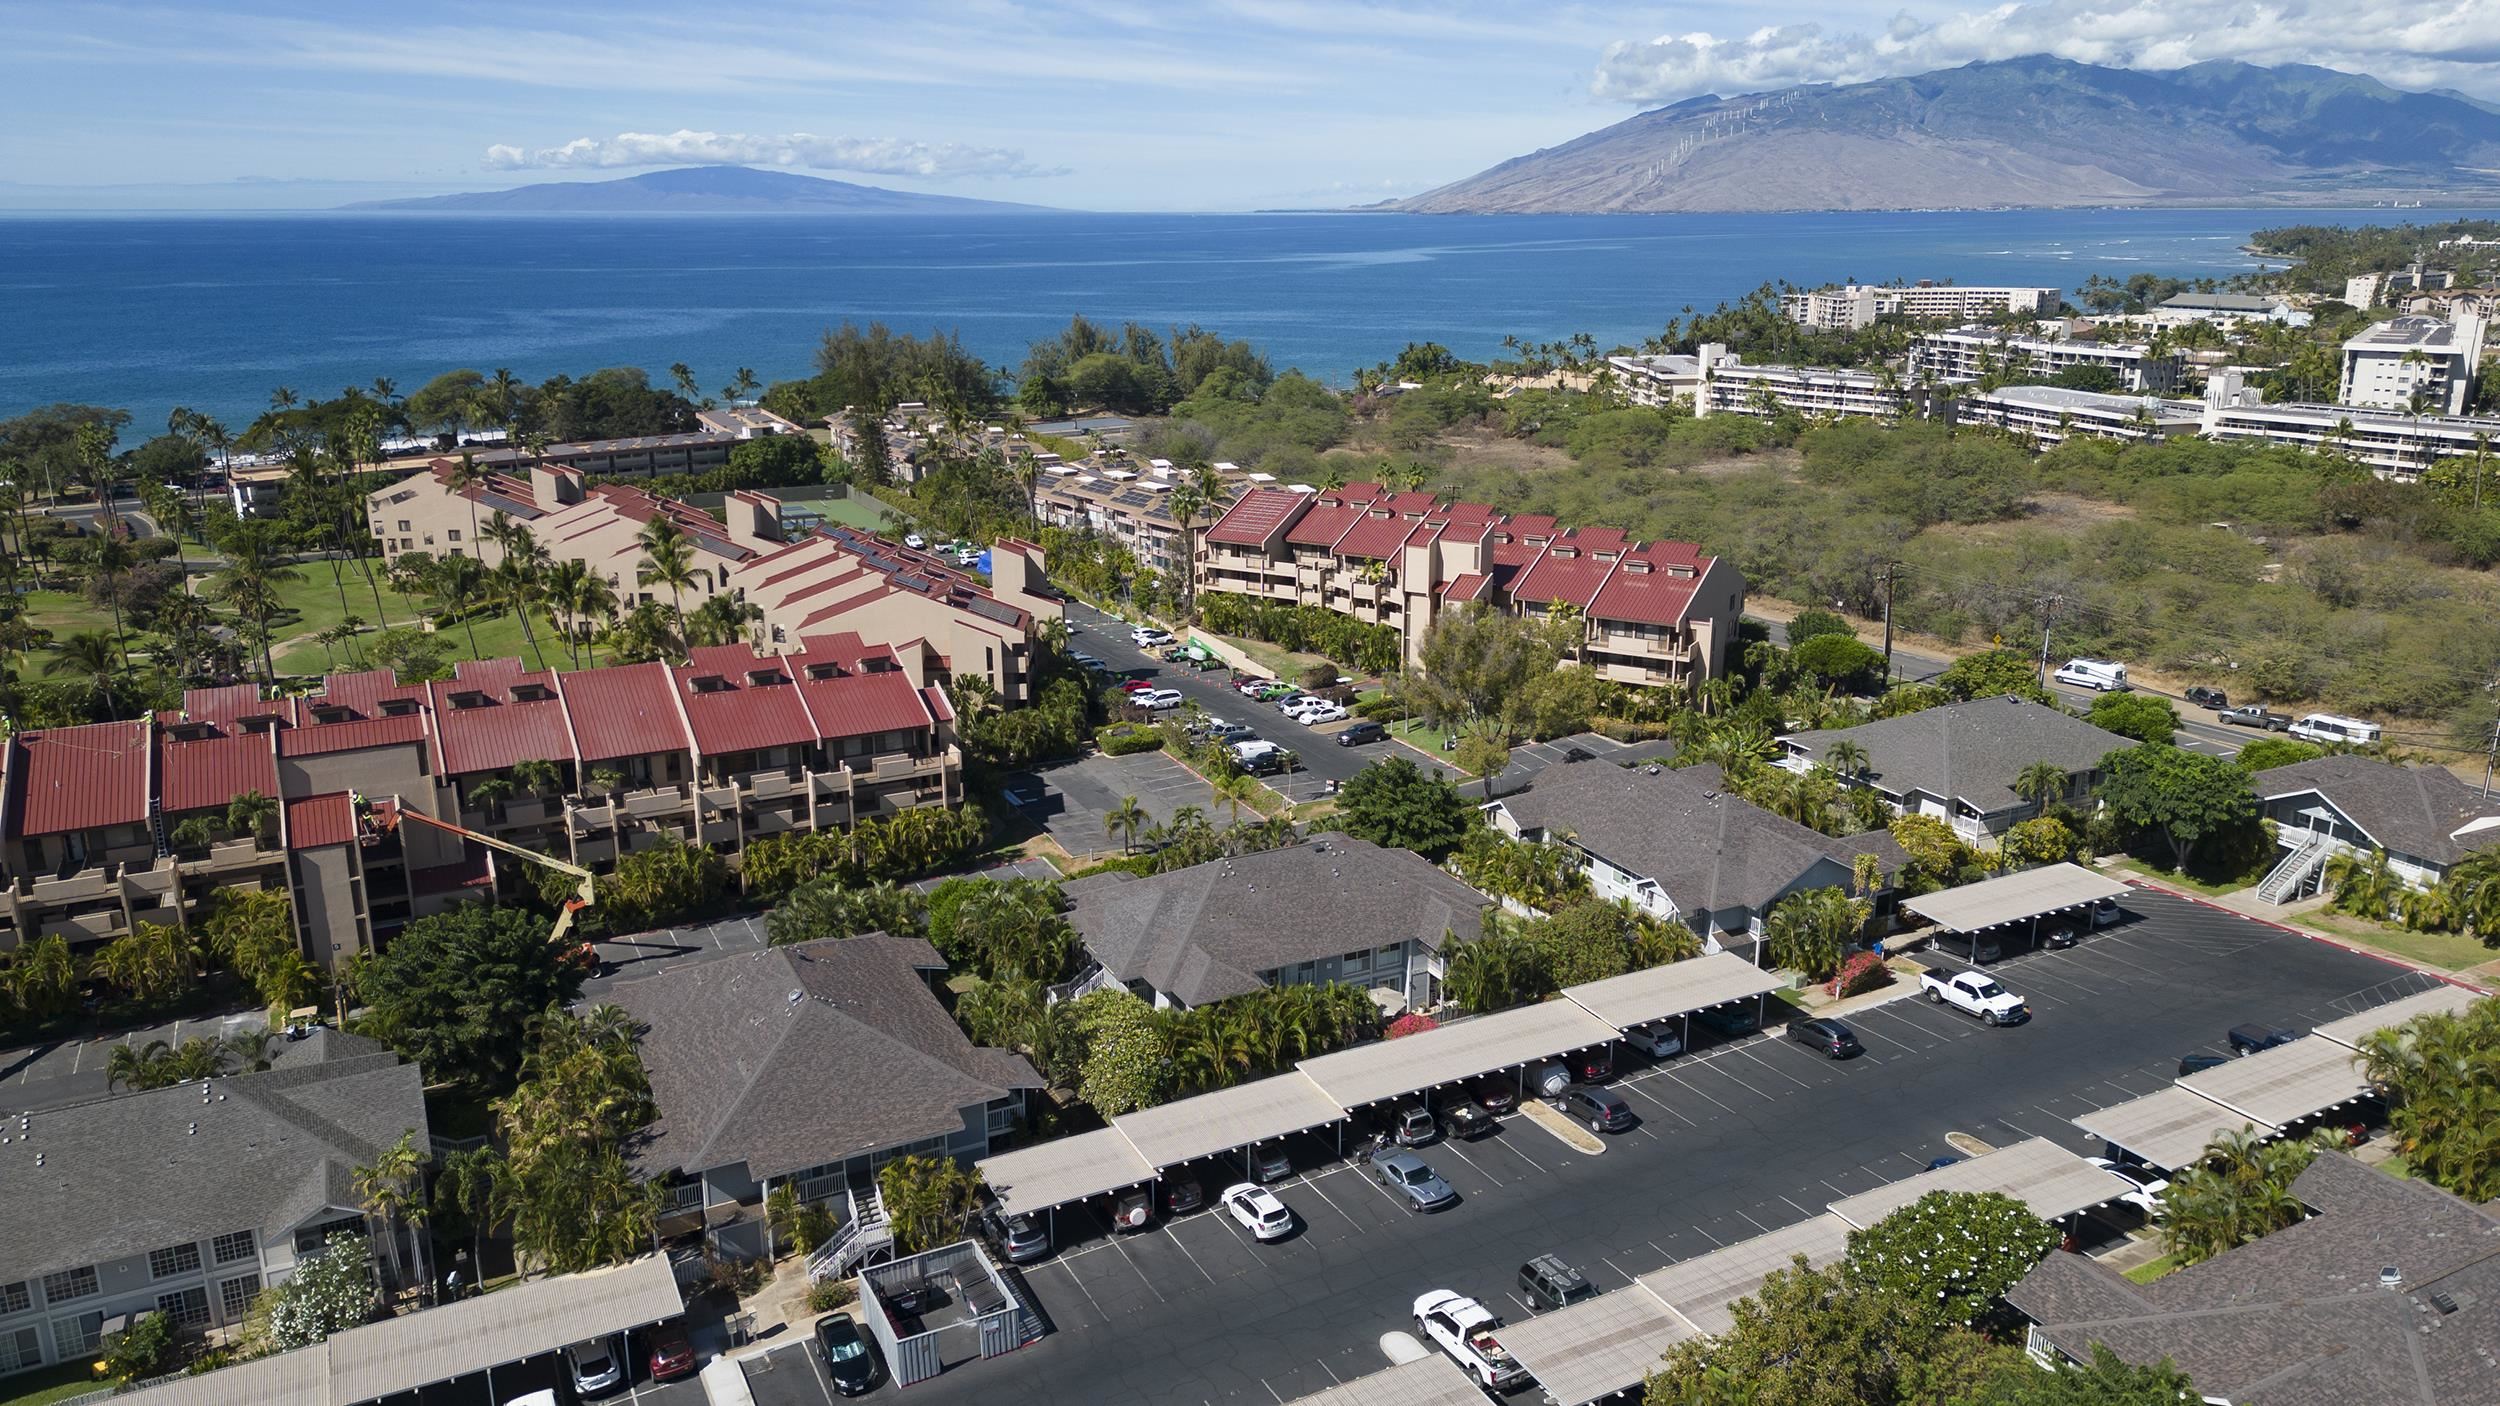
1095,724,1166,756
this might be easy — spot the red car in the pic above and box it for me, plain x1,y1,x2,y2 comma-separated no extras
646,1320,696,1382
1118,679,1155,693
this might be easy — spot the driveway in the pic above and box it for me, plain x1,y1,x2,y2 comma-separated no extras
866,889,2441,1406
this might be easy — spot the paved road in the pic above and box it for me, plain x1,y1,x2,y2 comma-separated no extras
883,890,2434,1406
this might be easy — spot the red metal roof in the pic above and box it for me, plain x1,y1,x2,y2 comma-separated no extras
1588,563,1703,627
1283,502,1366,548
1203,487,1308,547
672,655,818,757
1378,491,1437,514
920,686,956,725
179,684,266,726
1512,545,1618,608
1440,572,1491,603
1555,525,1629,554
1330,482,1385,504
799,670,935,741
1499,514,1559,539
157,725,278,817
285,792,358,850
429,671,575,778
6,720,151,839
1491,539,1544,568
552,662,690,763
1331,509,1420,561
280,713,432,758
298,668,429,722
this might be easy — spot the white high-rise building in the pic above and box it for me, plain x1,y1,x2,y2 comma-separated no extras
1780,283,2064,331
2336,314,2486,415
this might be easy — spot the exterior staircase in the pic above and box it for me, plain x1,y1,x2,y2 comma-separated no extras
2257,833,2331,905
806,1181,894,1282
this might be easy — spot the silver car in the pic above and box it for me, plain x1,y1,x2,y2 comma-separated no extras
564,1334,625,1397
1372,1150,1458,1212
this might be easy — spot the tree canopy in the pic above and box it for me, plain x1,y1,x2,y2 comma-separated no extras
2098,742,2258,875
1333,756,1475,860
353,903,580,1096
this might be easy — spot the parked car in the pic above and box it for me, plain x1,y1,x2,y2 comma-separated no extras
1117,678,1155,693
1473,1074,1519,1112
1256,682,1298,701
1924,1155,1963,1171
2040,921,2082,949
1136,688,1184,711
1526,1060,1573,1100
1337,720,1387,747
2091,896,2123,928
2218,705,2293,731
1272,692,1311,714
1250,1141,1293,1183
1221,1182,1295,1241
1164,1176,1206,1216
1111,1187,1154,1232
1132,627,1172,647
645,1321,696,1383
2228,1023,2302,1055
1573,1045,1614,1083
904,532,927,549
1932,929,2003,964
815,1314,884,1397
984,1208,1050,1264
1561,745,1598,763
1441,1097,1495,1141
1235,676,1273,697
2185,685,2229,710
564,1334,626,1397
1624,1025,1683,1060
1372,1150,1459,1211
1297,702,1350,725
1693,1004,1760,1038
1204,720,1255,743
1788,1018,1864,1059
1413,1290,1529,1393
1517,1254,1598,1311
1920,966,2030,1026
2085,1156,2170,1215
1393,1100,1439,1147
2178,1053,2230,1076
1559,1084,1636,1133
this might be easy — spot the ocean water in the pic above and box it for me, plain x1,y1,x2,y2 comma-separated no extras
4,205,2495,432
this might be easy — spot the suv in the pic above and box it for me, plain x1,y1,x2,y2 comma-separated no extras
1204,720,1255,743
1250,1141,1293,1183
2185,685,2229,710
1693,1004,1759,1039
1164,1176,1206,1216
2178,1053,2230,1076
2228,1023,2302,1055
1933,929,2003,964
1517,1254,1597,1311
1337,720,1387,746
983,1209,1050,1263
1111,1187,1154,1232
1788,1018,1863,1059
1135,688,1184,711
1392,1101,1438,1146
1560,1084,1635,1133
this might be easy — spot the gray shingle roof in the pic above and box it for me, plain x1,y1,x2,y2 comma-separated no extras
1781,697,2135,814
0,1052,427,1278
1069,836,1488,1008
2255,754,2500,868
1497,761,1903,918
2007,1153,2500,1405
612,934,1040,1182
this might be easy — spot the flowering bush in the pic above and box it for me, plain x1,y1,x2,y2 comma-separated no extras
1385,1012,1440,1040
1827,951,1893,1000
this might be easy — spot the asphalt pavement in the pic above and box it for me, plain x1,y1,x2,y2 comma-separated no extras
881,889,2437,1406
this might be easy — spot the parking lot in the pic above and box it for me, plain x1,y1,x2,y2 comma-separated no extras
0,1007,268,1111
882,888,2446,1406
1007,748,1223,856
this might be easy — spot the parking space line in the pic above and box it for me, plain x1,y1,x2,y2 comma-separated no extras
1297,1172,1368,1231
1440,1140,1505,1188
1050,1258,1110,1323
1779,1193,1813,1216
1619,1078,1701,1128
1163,1223,1218,1285
1658,1068,1748,1116
1733,1045,1815,1089
1692,1060,1781,1103
1733,1207,1771,1233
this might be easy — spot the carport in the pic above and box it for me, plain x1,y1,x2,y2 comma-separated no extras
1636,1213,1851,1337
113,1255,685,1406
2176,1035,2373,1130
979,1126,1156,1229
1296,999,1618,1110
2311,984,2482,1049
1902,863,2129,951
1560,951,1784,1051
1115,1069,1349,1177
1281,1353,1487,1406
1493,1283,1697,1406
2073,1084,2276,1172
1827,1138,2132,1229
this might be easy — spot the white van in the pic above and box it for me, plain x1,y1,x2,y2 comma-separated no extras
2052,659,2129,692
2288,713,2382,746
1230,739,1284,771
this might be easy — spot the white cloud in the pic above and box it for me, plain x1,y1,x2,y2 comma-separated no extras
1594,1,2500,104
482,130,1067,179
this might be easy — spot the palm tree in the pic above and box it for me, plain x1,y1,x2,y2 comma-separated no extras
2012,760,2068,816
1212,771,1260,824
44,630,122,716
353,1129,429,1298
568,571,621,666
634,517,699,659
229,790,278,848
543,558,591,667
1823,739,1870,780
487,518,554,669
687,593,762,649
217,525,305,681
1761,887,1861,980
432,553,488,661
440,453,491,566
2323,847,2401,921
90,532,135,667
1105,795,1148,856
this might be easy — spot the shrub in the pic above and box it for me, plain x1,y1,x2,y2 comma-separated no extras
1827,951,1893,999
806,1278,859,1313
104,1311,175,1384
1354,695,1413,721
1095,723,1166,756
1385,1012,1440,1039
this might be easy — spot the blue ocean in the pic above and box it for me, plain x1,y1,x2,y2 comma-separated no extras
4,206,2495,431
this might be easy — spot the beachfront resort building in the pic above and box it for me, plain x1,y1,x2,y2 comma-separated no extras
1603,354,1705,408
2337,314,2486,415
1780,283,2065,331
1908,327,2185,394
1692,344,1907,421
1953,385,2205,447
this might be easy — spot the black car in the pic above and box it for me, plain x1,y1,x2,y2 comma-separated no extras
1788,1018,1863,1059
1560,1084,1636,1133
2228,1023,2302,1055
2041,921,2082,949
1473,1075,1519,1112
1441,1097,1495,1141
2178,1054,2230,1076
1517,1254,1598,1311
1337,721,1387,747
2218,705,2293,731
1561,746,1598,763
1574,1045,1614,1083
1163,1175,1205,1216
1693,1004,1759,1038
1933,929,2004,964
2185,685,2229,710
817,1314,884,1397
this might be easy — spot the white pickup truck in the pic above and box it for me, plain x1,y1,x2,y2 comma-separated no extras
1919,964,2030,1026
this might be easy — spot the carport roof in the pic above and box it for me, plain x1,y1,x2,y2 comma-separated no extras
1637,1212,1851,1337
1828,1137,2131,1228
2072,1084,2276,1172
112,1255,684,1406
980,1126,1156,1219
1296,1000,1618,1108
2176,1035,2372,1128
1901,863,2128,933
1114,1070,1347,1169
1494,1285,1697,1406
1282,1355,1487,1406
1561,952,1782,1031
2311,983,2484,1049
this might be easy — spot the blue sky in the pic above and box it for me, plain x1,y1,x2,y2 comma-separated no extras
2,1,2493,210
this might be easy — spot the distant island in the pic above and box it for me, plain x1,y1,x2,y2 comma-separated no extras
1389,56,2500,214
345,164,1065,214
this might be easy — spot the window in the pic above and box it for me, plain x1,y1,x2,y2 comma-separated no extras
397,519,410,532
292,1216,362,1256
446,529,462,542
156,1287,209,1329
39,1269,95,1305
0,1325,39,1373
211,1231,255,1266
148,1243,202,1280
217,1274,260,1321
0,1281,26,1315
50,1312,101,1358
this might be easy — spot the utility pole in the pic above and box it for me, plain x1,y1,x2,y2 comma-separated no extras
2485,675,2500,797
1880,562,1900,679
2036,595,2062,689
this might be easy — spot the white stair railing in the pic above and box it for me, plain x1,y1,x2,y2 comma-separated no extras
2257,833,2330,905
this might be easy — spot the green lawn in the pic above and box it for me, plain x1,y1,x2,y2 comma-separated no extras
783,493,900,532
1202,630,1334,685
273,608,546,677
2109,860,2254,899
2292,910,2498,973
2122,1252,2183,1284
0,1360,110,1406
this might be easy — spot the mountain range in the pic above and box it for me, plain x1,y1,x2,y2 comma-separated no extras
345,164,1060,214
1390,58,2500,214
